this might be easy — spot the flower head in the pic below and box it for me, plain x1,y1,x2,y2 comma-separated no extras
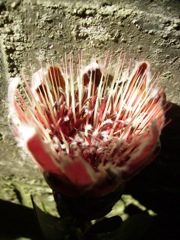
8,54,165,200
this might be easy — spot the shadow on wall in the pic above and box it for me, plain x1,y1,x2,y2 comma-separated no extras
121,0,180,16
125,102,180,240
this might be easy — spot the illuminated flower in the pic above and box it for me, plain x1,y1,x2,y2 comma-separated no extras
8,54,165,219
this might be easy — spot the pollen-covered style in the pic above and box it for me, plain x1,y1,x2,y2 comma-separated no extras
8,54,165,197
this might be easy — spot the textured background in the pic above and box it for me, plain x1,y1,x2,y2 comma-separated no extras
0,0,179,239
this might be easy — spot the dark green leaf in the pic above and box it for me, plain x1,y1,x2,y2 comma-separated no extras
31,196,85,240
31,195,64,240
87,216,122,235
97,213,153,240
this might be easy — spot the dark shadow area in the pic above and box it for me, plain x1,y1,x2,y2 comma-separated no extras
125,102,180,240
0,199,43,239
116,0,180,16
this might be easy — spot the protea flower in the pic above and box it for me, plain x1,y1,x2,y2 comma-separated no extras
8,54,165,220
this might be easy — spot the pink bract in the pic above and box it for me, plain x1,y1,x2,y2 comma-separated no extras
8,54,165,196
